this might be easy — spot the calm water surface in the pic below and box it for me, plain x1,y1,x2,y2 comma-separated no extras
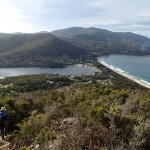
99,55,150,82
0,64,99,78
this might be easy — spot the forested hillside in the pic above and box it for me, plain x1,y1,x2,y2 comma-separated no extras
0,30,149,149
0,63,149,149
51,27,150,55
0,33,86,67
0,28,150,67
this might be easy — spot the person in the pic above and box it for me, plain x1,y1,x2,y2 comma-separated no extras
0,107,9,139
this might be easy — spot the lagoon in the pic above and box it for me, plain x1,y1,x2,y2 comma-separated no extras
0,64,99,79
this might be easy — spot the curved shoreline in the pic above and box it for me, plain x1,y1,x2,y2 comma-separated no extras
97,57,150,89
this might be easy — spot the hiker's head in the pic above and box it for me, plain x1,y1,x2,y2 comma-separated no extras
1,107,6,111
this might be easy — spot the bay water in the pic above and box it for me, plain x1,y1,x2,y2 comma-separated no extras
99,55,150,83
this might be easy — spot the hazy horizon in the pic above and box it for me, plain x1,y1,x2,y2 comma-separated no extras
0,0,150,37
0,26,150,39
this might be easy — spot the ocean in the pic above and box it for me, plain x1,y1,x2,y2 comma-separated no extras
98,55,150,83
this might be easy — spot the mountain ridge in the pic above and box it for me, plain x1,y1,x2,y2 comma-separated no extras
0,27,150,67
51,27,150,42
0,33,86,67
51,27,150,55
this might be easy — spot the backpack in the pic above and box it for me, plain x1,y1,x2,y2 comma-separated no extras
0,113,4,127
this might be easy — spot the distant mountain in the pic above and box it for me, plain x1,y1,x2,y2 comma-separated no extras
0,33,85,67
51,27,150,55
51,27,149,42
51,27,105,38
0,27,150,68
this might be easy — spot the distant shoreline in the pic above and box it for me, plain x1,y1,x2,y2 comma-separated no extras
0,64,99,79
97,57,150,89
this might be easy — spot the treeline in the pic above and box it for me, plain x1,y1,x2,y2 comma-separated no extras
0,74,72,93
65,38,150,56
0,57,66,68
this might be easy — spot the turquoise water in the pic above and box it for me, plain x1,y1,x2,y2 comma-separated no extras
0,64,99,78
98,55,150,82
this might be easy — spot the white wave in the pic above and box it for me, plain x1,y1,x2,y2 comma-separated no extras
97,57,150,89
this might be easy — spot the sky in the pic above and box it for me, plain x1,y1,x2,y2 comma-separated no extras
0,0,150,37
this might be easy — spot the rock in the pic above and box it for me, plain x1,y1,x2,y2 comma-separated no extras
60,117,79,130
0,139,11,149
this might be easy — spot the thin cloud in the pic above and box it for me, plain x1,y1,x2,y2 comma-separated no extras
0,0,150,37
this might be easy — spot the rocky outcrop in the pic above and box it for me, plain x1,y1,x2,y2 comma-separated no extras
0,139,11,149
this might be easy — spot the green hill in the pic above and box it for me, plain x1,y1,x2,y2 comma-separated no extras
0,70,149,149
51,27,150,55
0,33,85,67
1,28,150,67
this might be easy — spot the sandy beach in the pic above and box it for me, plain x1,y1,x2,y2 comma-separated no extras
98,57,150,89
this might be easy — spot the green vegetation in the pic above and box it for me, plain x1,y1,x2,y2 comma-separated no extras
0,27,149,149
0,27,150,68
0,33,86,67
0,74,72,93
0,66,149,149
51,27,150,56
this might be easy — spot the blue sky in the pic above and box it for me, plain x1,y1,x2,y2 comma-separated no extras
0,0,150,37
